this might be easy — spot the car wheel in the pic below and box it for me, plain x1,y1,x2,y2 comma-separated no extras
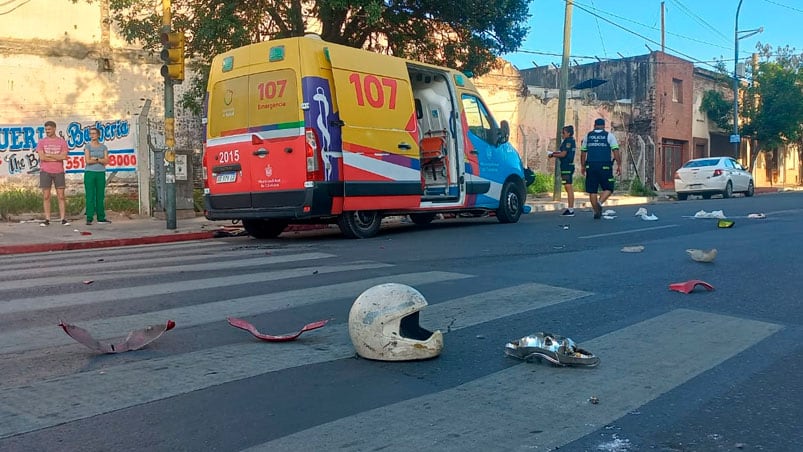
745,180,755,197
677,193,688,201
723,181,733,198
337,211,382,239
409,213,437,225
496,181,523,223
242,219,288,239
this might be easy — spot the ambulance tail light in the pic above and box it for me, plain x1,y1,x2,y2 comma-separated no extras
201,144,209,188
305,128,324,181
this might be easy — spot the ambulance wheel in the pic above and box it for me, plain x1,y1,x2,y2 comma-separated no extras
496,181,523,223
338,211,382,239
242,219,288,239
409,213,437,225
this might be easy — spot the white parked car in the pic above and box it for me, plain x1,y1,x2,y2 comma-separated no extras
674,157,754,200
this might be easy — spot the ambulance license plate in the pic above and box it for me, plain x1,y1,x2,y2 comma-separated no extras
216,172,236,183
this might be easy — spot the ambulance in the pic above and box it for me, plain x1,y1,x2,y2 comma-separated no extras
202,35,532,239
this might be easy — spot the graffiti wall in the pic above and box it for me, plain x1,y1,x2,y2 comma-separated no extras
0,119,136,177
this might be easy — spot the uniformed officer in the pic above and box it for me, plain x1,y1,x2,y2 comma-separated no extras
580,118,622,219
548,125,576,216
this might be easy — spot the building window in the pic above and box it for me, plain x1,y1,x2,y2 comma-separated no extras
672,78,683,103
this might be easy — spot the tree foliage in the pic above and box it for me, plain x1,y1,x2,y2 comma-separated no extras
741,44,803,150
92,0,531,113
699,90,731,132
703,43,803,158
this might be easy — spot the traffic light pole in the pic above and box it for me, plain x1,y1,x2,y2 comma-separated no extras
162,0,176,229
552,1,572,201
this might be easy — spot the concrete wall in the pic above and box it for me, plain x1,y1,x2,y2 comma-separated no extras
0,0,202,207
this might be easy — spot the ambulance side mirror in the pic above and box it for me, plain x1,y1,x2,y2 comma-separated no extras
496,120,510,146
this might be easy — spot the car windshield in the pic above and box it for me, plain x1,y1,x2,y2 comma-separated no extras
683,159,720,168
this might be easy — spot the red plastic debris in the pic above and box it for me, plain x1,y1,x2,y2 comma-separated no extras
59,320,176,353
227,317,329,342
669,280,715,294
80,231,92,236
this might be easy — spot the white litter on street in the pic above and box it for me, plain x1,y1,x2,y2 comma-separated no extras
693,209,726,219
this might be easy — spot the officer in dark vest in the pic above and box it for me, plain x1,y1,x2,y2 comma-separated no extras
581,118,622,219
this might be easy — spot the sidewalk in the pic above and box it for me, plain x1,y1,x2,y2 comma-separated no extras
11,186,792,255
1,193,660,255
0,215,231,255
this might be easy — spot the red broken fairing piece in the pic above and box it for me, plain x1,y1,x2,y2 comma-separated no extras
669,280,715,294
227,317,329,342
59,320,176,353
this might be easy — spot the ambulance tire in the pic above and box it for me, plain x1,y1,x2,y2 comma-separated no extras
338,211,382,239
242,219,288,239
496,181,523,224
409,213,437,225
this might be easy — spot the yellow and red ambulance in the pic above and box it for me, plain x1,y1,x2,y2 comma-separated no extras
203,35,531,238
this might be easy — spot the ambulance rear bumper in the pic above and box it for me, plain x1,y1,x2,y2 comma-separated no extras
204,183,339,220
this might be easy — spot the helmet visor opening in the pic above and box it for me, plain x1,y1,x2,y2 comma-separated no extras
399,311,435,341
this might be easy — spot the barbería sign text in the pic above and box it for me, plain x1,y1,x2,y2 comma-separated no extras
0,119,136,177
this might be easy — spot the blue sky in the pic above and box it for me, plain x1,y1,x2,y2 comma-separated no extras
503,0,803,72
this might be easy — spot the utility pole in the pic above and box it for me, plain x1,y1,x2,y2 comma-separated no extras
660,2,665,52
732,0,763,160
732,0,744,160
160,0,183,229
553,0,573,201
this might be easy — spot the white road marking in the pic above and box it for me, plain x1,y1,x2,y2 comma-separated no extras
0,252,336,290
0,282,587,439
579,224,678,239
250,309,781,451
0,271,467,355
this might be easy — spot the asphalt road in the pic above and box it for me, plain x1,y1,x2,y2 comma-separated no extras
1,192,801,451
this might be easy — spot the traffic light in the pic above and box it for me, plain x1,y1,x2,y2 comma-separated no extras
160,31,185,82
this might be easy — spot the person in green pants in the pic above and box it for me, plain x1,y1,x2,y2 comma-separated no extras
83,127,111,225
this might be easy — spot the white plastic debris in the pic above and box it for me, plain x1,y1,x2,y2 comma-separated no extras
694,210,726,219
640,214,659,221
603,209,617,216
602,215,617,220
621,245,645,253
747,213,766,219
686,248,717,263
634,207,648,217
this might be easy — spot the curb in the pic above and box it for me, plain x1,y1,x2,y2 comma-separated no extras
0,231,216,255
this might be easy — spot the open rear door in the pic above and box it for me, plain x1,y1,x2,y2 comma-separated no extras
326,46,421,210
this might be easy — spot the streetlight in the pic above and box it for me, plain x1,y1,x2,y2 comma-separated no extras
732,0,763,158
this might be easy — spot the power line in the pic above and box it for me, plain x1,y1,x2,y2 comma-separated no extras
570,1,733,55
589,0,608,59
569,1,721,70
669,0,730,43
762,0,803,14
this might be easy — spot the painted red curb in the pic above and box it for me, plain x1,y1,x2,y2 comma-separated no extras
0,231,216,255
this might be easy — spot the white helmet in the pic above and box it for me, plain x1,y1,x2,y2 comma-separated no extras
348,283,443,361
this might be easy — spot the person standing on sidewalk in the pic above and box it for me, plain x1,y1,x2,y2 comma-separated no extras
83,127,111,225
580,118,621,219
36,120,70,226
549,125,576,216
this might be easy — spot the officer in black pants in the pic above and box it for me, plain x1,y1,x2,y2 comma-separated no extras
580,118,622,219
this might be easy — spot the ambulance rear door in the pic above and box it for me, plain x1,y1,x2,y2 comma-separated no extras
326,46,421,211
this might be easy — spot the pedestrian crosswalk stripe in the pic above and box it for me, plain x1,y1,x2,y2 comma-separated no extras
3,239,226,266
0,271,470,355
248,309,781,451
0,251,338,292
0,244,281,278
0,282,586,439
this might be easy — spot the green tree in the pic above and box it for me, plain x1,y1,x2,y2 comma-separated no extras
702,44,803,171
89,0,531,113
742,44,803,171
699,90,731,132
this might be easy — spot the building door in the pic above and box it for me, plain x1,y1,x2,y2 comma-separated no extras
661,139,684,188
